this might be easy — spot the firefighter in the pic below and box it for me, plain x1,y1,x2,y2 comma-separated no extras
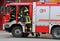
36,33,40,37
24,7,29,13
19,6,34,36
25,13,34,36
19,6,29,22
20,6,29,16
25,13,31,32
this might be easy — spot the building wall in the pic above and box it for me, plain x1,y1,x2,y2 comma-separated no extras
50,0,60,2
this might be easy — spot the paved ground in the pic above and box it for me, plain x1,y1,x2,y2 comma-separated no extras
0,31,60,41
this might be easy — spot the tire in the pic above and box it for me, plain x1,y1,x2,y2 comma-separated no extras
22,33,29,37
12,26,23,37
52,27,60,39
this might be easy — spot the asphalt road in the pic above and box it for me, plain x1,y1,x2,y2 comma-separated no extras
0,31,60,41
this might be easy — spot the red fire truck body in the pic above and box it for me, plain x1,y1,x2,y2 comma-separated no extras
3,2,60,38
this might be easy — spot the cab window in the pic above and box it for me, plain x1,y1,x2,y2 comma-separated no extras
9,6,16,22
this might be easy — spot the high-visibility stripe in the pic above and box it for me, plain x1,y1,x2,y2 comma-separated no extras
24,7,29,12
26,16,31,24
24,9,29,12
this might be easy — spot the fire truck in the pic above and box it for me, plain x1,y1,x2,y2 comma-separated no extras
3,2,60,39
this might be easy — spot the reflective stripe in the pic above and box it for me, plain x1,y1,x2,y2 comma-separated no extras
25,16,31,24
20,15,22,17
24,9,29,12
25,22,31,24
24,7,29,12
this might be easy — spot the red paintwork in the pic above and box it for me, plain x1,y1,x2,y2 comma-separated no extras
29,4,33,18
36,2,60,6
3,13,10,23
0,13,3,30
16,6,18,24
6,2,32,6
36,26,49,33
38,19,60,22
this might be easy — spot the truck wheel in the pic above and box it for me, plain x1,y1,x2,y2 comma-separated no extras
12,26,23,37
23,33,29,37
52,27,60,39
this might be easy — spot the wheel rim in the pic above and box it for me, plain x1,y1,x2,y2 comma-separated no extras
15,29,21,35
54,28,60,38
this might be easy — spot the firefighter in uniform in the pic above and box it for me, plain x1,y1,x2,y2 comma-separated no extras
36,33,40,37
20,6,29,16
25,13,31,32
25,13,34,36
20,6,29,22
20,6,40,37
20,6,34,36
